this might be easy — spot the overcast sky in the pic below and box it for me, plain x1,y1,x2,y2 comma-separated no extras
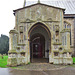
0,0,72,36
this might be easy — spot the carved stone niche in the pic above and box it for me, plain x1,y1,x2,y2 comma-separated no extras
63,52,67,57
69,52,71,54
26,19,31,22
47,18,52,21
69,52,72,57
19,26,23,32
59,47,62,51
54,45,58,49
55,25,59,31
20,32,23,42
56,31,59,36
54,52,59,56
63,52,67,54
20,52,25,57
16,46,20,50
8,53,16,58
55,39,59,43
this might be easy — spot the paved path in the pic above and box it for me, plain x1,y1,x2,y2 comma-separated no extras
15,63,66,71
0,64,75,75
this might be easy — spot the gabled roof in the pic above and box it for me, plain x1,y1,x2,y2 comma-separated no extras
13,2,65,12
14,0,75,14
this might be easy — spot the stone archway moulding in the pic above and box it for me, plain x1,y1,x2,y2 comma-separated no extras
28,22,52,55
28,22,52,38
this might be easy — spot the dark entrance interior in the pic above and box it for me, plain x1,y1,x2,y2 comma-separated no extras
29,22,51,63
30,33,48,63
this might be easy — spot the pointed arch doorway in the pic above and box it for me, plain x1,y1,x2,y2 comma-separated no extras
30,33,45,63
28,22,51,63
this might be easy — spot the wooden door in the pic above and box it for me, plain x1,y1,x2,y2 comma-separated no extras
33,43,42,58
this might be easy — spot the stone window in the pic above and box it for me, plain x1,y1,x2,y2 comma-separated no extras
67,24,71,29
70,31,71,45
64,22,71,29
65,24,66,28
64,21,71,45
64,23,66,28
64,22,67,29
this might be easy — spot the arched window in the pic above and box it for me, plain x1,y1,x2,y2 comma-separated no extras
64,21,71,45
64,21,71,29
67,24,71,29
64,22,67,28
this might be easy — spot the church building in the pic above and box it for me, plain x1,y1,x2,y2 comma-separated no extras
7,0,73,66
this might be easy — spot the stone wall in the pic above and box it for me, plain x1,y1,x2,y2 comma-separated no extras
7,3,73,66
64,18,75,56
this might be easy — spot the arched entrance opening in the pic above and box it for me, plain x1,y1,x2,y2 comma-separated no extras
28,22,51,63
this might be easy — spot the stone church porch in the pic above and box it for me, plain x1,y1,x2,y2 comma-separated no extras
7,1,73,67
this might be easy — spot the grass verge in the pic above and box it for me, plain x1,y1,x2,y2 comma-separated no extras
73,57,75,64
0,56,8,68
0,56,75,68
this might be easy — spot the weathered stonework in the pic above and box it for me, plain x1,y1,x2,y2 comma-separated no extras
7,3,73,66
64,16,75,56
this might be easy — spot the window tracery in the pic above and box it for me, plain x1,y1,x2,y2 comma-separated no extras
64,21,71,45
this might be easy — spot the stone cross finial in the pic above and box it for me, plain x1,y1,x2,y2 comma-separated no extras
23,0,26,7
38,0,40,3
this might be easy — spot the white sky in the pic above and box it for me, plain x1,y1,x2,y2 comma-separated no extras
0,0,71,36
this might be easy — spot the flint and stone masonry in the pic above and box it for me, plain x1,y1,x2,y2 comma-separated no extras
7,2,73,66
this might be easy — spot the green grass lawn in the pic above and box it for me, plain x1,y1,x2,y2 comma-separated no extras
73,57,75,64
0,56,75,68
0,56,8,68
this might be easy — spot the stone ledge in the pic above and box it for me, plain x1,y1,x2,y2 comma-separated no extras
18,43,25,46
59,51,64,54
63,57,72,59
20,51,26,53
60,29,70,33
9,29,18,34
54,57,59,59
53,50,59,52
63,49,72,52
16,46,20,49
70,46,74,48
8,50,17,54
53,42,62,45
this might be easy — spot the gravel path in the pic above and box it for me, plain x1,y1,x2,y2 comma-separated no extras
1,65,75,75
15,63,66,71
